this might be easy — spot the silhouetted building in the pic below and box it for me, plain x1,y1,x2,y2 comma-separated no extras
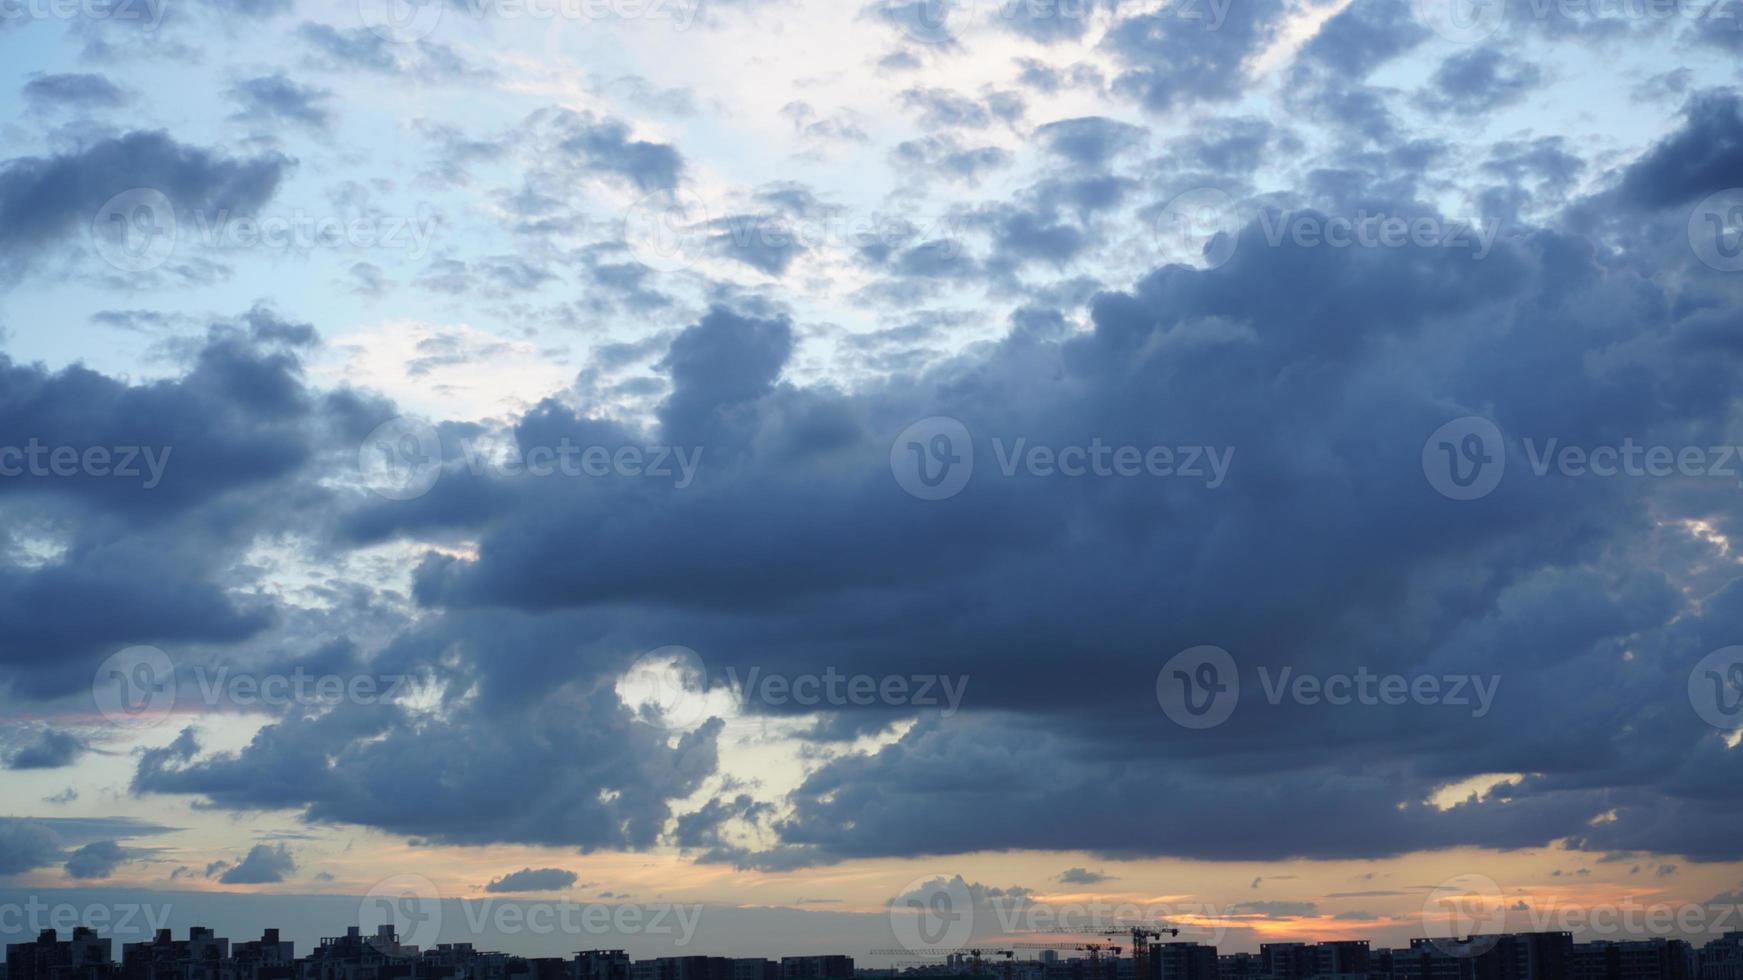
1698,934,1743,980
781,959,852,980
1153,944,1217,980
732,961,778,980
7,929,115,980
1261,947,1314,980
1216,953,1259,980
1326,942,1371,978
575,952,631,980
1563,940,1694,980
231,931,295,980
1395,941,1479,980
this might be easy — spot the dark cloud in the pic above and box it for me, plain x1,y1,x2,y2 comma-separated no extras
0,819,60,876
0,131,287,281
7,729,87,769
1418,48,1543,116
64,840,128,880
892,135,1013,184
217,843,296,884
1618,91,1743,210
295,23,485,80
1232,901,1319,917
0,311,347,698
0,66,1739,887
228,73,333,131
22,73,130,110
1057,867,1115,884
1296,0,1427,78
484,867,580,893
900,88,1023,130
1033,116,1147,167
1103,0,1282,112
543,109,685,192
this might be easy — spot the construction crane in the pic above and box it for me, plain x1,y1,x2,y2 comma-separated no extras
1092,927,1179,980
868,950,1016,978
1012,942,1122,973
966,949,1015,980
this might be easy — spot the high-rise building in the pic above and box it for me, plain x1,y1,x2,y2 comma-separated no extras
1698,934,1743,980
6,929,115,980
575,951,631,980
1314,942,1371,979
1215,952,1259,980
1152,944,1217,980
731,959,777,980
1260,946,1314,980
780,958,853,980
120,929,230,980
231,930,294,980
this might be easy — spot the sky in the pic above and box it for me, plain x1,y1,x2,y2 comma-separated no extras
4,0,1743,965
